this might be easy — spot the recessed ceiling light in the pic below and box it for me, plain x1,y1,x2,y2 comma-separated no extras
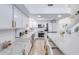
37,15,41,18
57,15,62,18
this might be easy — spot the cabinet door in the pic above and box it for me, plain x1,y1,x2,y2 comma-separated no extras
0,4,12,28
14,7,23,28
23,14,29,29
48,22,53,32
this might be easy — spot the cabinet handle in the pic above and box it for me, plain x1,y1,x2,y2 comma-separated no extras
12,20,14,27
12,20,16,28
15,21,16,27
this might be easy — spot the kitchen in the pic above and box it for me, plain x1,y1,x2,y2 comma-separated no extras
0,4,79,55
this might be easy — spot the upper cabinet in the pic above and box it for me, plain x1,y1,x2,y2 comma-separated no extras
14,6,29,29
0,4,12,28
14,7,23,28
0,4,29,29
22,14,29,29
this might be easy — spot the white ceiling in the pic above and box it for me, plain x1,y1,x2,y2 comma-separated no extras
30,14,70,21
24,4,72,21
24,4,71,14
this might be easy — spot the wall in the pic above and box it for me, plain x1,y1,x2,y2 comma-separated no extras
58,15,79,33
58,5,79,32
68,4,79,15
58,17,71,32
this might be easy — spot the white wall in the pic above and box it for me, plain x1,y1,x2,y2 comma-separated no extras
68,4,79,15
58,17,71,32
58,5,79,32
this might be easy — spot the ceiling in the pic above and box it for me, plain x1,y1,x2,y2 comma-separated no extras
24,4,71,14
24,4,72,21
14,4,30,17
30,14,70,21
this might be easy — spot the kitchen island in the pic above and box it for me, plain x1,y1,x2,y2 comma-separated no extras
47,33,79,55
0,38,32,55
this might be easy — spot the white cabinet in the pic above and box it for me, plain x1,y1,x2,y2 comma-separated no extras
14,7,23,28
52,22,57,32
23,14,29,29
0,5,29,29
0,4,12,28
14,6,29,37
48,22,53,32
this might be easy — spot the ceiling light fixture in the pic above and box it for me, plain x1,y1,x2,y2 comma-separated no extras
37,15,41,18
57,15,62,18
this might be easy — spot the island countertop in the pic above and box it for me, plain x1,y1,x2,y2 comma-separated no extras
0,38,32,55
47,33,79,55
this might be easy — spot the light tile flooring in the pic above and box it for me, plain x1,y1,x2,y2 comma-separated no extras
29,37,64,55
29,38,46,55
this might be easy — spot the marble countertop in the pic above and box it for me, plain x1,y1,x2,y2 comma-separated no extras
47,33,79,55
0,38,32,55
0,28,49,55
48,33,66,53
